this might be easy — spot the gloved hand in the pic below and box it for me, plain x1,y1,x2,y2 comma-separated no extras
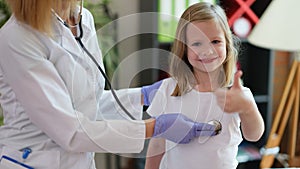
153,113,217,144
141,80,163,106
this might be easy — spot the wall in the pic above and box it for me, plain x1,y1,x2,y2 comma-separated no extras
109,0,141,88
95,1,141,169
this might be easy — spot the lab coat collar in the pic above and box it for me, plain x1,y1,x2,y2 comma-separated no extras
51,10,93,61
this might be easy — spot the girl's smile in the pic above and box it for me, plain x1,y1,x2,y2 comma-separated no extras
197,56,220,64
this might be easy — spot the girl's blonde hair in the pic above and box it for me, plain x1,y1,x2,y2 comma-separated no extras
170,2,239,96
5,0,77,35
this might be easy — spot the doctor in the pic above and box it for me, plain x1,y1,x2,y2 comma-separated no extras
0,0,217,168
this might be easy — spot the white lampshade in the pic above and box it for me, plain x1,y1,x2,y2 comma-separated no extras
248,0,300,51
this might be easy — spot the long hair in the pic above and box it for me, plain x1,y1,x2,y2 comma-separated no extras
5,0,76,35
170,2,239,96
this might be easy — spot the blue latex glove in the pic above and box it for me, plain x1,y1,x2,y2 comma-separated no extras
141,80,163,106
153,114,217,144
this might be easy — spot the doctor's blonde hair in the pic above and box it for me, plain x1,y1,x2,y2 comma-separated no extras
5,0,77,35
170,2,239,96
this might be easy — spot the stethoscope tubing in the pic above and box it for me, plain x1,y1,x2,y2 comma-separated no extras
75,28,136,120
53,10,136,120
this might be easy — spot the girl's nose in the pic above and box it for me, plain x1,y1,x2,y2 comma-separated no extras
201,46,214,57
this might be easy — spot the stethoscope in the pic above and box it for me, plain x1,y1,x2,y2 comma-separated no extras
52,5,223,135
52,6,136,120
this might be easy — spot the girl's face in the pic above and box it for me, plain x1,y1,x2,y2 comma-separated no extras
186,20,226,74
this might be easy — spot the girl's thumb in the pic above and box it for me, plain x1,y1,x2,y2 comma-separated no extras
232,70,243,89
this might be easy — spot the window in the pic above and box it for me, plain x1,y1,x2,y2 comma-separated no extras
158,0,217,43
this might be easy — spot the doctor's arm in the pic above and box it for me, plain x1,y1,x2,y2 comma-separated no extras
98,89,143,120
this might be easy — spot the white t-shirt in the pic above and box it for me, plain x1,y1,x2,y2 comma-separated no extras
147,78,255,169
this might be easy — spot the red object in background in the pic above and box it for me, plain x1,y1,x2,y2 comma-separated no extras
228,0,259,27
237,61,242,71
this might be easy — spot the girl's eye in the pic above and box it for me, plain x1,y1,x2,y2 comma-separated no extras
212,40,221,44
191,42,201,46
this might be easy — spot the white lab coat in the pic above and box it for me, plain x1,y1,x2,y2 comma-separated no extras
0,8,145,169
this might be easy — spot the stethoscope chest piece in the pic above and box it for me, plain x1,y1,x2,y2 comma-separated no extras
208,120,222,135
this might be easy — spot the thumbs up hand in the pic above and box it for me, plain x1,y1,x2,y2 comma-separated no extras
214,70,252,114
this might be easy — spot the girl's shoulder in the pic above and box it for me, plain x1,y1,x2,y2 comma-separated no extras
160,77,177,92
161,77,177,85
151,77,178,97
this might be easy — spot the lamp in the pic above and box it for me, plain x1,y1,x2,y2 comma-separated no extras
247,0,300,168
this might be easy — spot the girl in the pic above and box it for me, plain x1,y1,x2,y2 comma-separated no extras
145,2,264,169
